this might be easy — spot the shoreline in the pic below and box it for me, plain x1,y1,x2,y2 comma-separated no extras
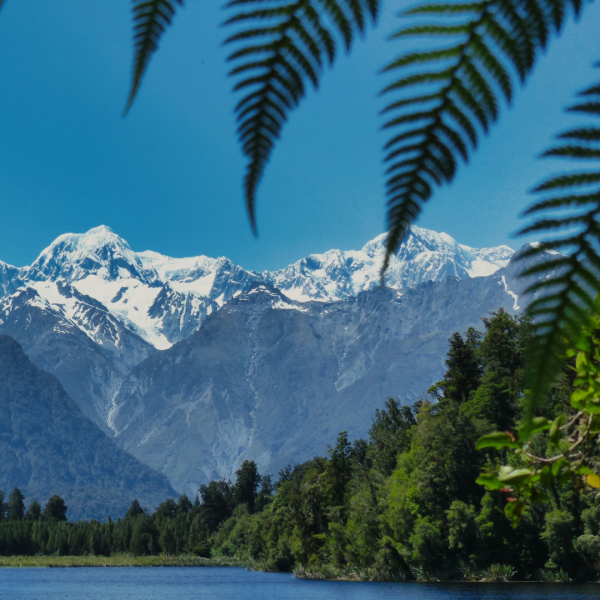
0,555,243,568
0,557,597,583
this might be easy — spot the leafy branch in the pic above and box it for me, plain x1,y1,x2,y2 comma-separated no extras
477,314,600,526
517,69,600,417
125,0,185,115
224,0,379,231
380,0,583,272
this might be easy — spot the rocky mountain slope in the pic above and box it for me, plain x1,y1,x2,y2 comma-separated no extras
0,335,176,520
0,225,516,429
0,225,531,498
111,270,522,496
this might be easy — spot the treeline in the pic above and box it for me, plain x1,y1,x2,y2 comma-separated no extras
1,310,599,581
205,311,600,581
0,461,271,558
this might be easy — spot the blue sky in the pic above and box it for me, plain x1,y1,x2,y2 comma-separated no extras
0,1,598,271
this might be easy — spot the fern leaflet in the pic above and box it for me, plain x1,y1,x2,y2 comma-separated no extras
518,70,600,415
125,0,184,115
381,0,582,273
225,0,379,232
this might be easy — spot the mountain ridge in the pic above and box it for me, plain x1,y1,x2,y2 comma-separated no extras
0,225,533,497
0,225,515,348
110,269,522,495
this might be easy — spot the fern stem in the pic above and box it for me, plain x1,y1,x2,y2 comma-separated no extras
239,0,312,231
383,2,493,272
524,197,600,417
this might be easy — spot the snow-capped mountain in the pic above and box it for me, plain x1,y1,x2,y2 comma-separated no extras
111,273,523,496
0,224,520,436
0,224,515,350
0,224,558,496
264,226,514,301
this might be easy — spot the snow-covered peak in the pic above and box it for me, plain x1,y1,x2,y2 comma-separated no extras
138,250,263,303
0,259,24,297
265,226,515,302
138,250,224,297
27,225,159,285
0,223,517,349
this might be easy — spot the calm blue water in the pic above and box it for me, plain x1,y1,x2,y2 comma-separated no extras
0,567,597,599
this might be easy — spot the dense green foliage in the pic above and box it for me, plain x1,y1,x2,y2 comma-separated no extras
0,462,269,559
1,311,598,581
477,306,600,527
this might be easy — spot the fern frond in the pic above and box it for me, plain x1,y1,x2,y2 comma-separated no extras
380,0,582,273
225,0,379,232
124,0,184,115
518,72,600,416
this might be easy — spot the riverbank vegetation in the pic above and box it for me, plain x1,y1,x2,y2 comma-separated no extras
0,310,598,581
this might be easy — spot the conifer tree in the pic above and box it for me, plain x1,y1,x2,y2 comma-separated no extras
7,488,25,521
24,500,41,521
126,499,145,520
233,460,261,514
43,495,67,522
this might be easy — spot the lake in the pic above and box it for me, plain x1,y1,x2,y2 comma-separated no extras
0,567,598,600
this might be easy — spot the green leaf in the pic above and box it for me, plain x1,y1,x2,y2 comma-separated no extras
551,458,564,478
549,415,564,445
497,468,533,485
226,0,379,233
476,431,520,450
504,499,526,527
518,417,550,441
476,472,505,490
540,465,554,487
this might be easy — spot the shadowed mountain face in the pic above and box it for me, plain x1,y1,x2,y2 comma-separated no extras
0,335,176,520
0,285,154,431
111,273,520,497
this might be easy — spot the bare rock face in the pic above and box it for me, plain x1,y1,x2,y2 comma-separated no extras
111,274,520,497
0,284,154,432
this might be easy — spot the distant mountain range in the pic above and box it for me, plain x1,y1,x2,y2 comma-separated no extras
0,225,539,501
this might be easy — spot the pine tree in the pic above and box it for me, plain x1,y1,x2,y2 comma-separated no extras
233,461,261,514
368,398,415,476
7,488,25,521
24,500,41,521
200,480,232,532
43,495,68,522
431,329,482,404
126,499,145,520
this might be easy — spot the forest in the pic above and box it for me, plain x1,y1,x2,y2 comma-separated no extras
0,309,598,582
